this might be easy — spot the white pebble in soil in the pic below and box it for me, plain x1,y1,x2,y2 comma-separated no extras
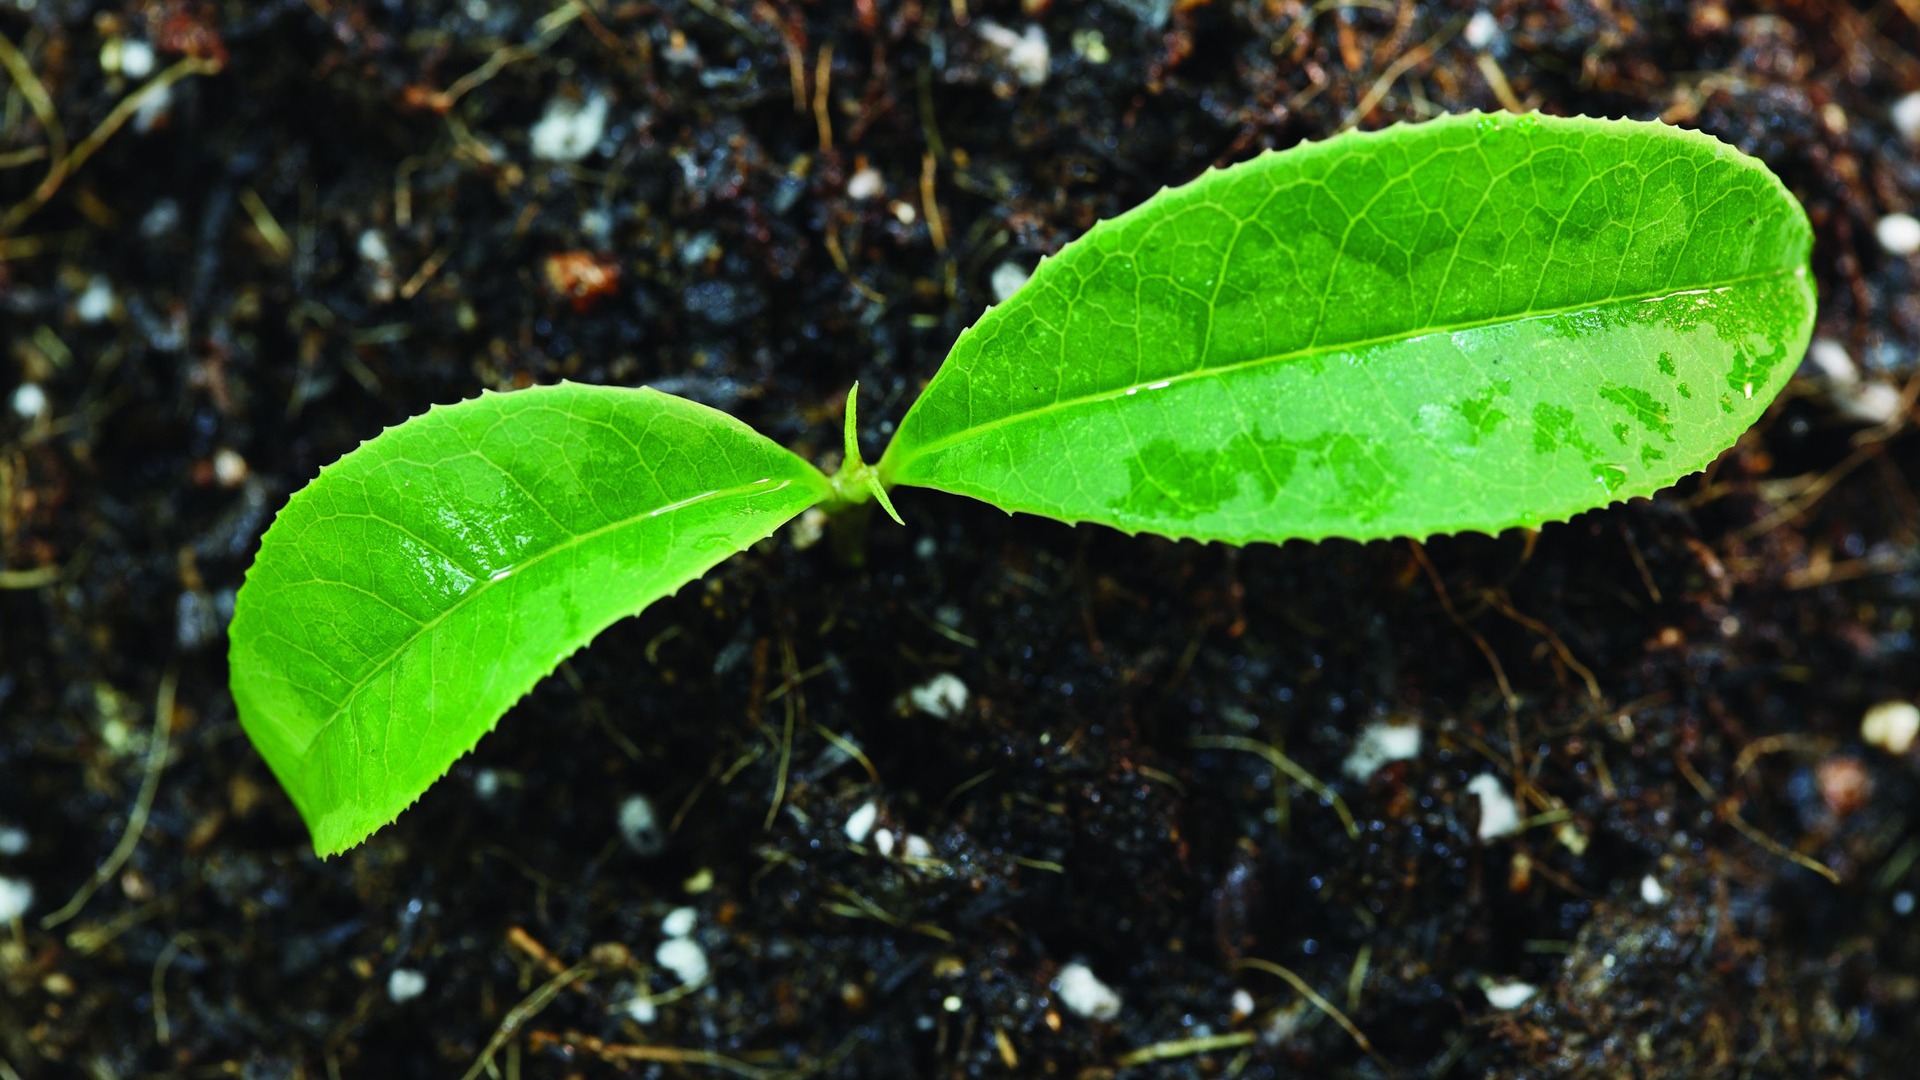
1464,10,1502,50
76,276,115,323
1341,720,1422,780
357,229,391,265
909,673,969,719
1052,961,1122,1021
787,506,827,551
1806,337,1856,382
618,794,666,856
119,39,156,79
990,261,1031,303
1895,92,1920,144
212,448,248,488
530,90,610,163
844,800,879,845
0,876,32,921
622,995,658,1024
0,825,25,857
1465,774,1521,841
1876,213,1920,257
847,166,884,201
1640,874,1669,906
1834,381,1904,426
902,834,934,860
387,967,427,1003
660,906,698,940
472,768,501,800
976,21,1051,87
1863,701,1920,756
655,937,710,986
1806,338,1903,425
11,383,46,421
1480,979,1537,1009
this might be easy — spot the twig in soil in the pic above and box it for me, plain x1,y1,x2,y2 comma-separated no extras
1272,0,1398,60
1875,838,1920,891
1188,734,1359,839
784,32,808,115
1408,542,1518,713
0,565,61,589
237,188,292,261
1619,524,1663,604
428,2,583,113
0,56,223,238
458,962,598,1080
1114,1031,1257,1067
822,222,886,303
814,726,881,785
0,231,78,261
1341,15,1466,131
813,45,834,149
1786,553,1920,590
993,1026,1019,1069
151,931,199,1045
41,671,175,930
687,0,773,45
1235,957,1386,1067
528,1031,786,1079
940,767,996,810
610,964,707,1020
824,884,955,942
0,30,66,164
1897,0,1920,33
0,146,48,169
1733,442,1882,541
920,153,947,254
1483,589,1603,704
764,637,801,830
1731,733,1835,778
507,926,578,985
1673,751,1840,885
1475,53,1526,113
917,65,946,162
65,895,170,955
400,246,452,299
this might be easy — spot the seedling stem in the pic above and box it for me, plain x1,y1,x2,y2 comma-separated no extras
825,383,903,526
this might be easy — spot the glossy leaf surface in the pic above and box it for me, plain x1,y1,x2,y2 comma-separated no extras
880,113,1815,542
229,384,831,855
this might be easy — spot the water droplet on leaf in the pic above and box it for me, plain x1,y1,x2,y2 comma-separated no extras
1591,463,1629,493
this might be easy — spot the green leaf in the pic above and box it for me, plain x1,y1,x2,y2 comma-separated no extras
879,113,1815,542
229,384,831,856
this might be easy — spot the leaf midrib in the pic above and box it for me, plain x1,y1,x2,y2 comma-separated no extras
884,266,1803,475
291,476,811,765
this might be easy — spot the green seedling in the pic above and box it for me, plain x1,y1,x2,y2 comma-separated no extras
229,112,1815,855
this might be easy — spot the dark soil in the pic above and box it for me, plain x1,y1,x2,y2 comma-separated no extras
3,1,1918,1076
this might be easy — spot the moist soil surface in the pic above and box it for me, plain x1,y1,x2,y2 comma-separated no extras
3,1,1919,1077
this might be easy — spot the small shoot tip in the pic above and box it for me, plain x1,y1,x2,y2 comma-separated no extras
843,382,862,466
866,473,904,526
